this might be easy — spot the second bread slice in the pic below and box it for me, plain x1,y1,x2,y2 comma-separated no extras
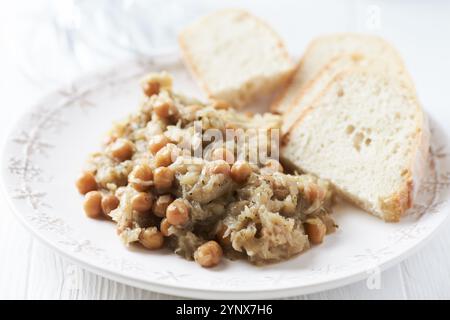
271,33,414,114
281,52,412,134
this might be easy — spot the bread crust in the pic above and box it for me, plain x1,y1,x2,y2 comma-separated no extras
282,68,429,222
381,99,430,222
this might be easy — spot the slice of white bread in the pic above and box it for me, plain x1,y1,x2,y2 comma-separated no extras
281,54,364,134
282,68,429,222
179,9,294,108
281,52,412,134
271,33,414,113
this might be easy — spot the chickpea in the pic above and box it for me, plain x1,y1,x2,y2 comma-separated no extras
76,172,97,195
142,81,160,97
194,241,223,268
230,161,252,183
131,164,153,191
304,218,327,245
261,159,284,174
148,134,169,155
133,163,153,181
211,147,234,164
216,224,231,247
304,184,317,202
160,218,171,237
139,227,164,250
83,191,103,219
212,100,230,110
154,146,174,167
110,139,134,162
304,184,326,203
166,199,189,226
131,192,153,212
153,167,175,190
281,201,296,216
210,160,230,176
153,101,171,118
101,194,119,215
153,194,173,217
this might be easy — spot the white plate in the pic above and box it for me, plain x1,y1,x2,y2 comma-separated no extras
2,53,450,299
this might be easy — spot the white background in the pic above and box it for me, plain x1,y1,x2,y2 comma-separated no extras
0,0,449,299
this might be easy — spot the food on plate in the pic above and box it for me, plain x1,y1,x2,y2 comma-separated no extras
76,72,336,267
270,33,415,114
282,68,429,222
76,9,429,269
179,9,294,108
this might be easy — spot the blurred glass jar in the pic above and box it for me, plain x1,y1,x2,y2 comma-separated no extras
5,0,210,87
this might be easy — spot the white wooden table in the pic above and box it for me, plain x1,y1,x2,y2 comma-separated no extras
1,0,450,299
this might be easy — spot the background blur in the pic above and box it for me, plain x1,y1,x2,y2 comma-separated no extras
1,0,450,299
